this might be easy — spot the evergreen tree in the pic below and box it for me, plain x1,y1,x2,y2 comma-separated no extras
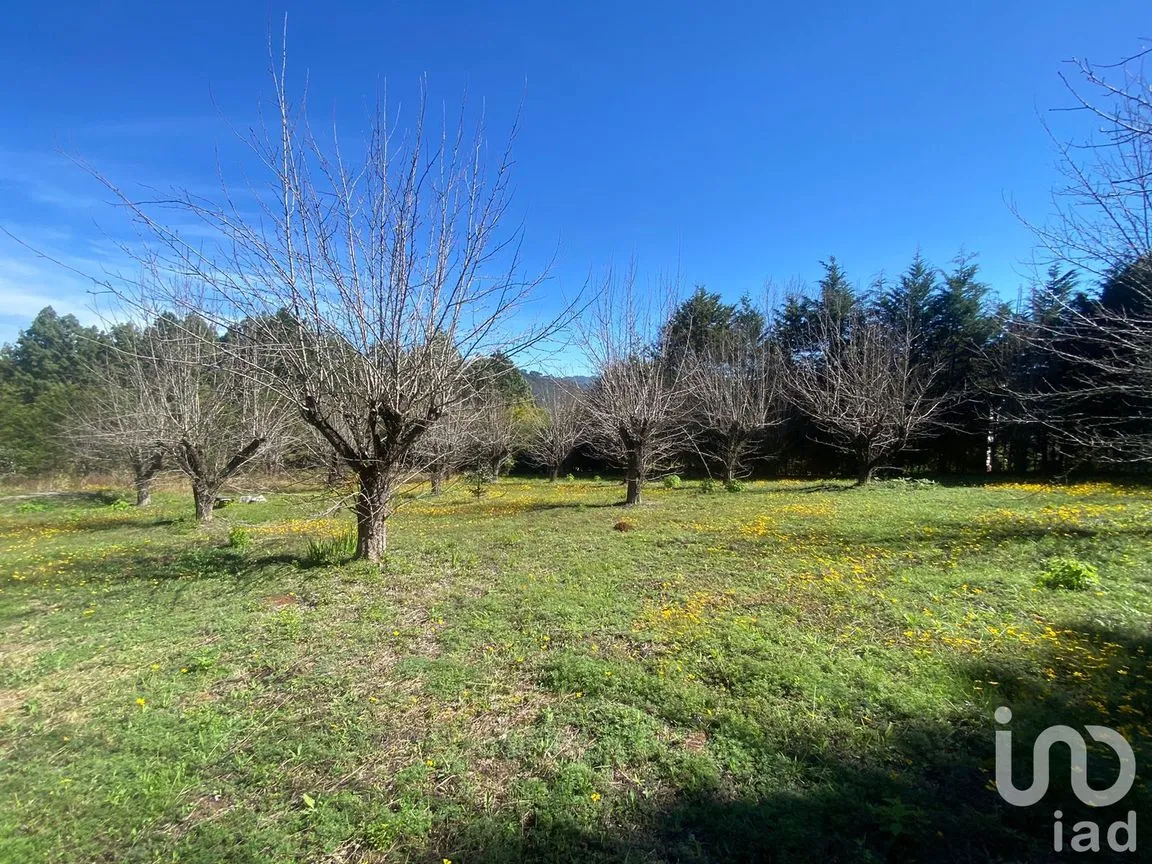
816,257,857,332
877,253,936,354
663,286,736,361
0,307,108,473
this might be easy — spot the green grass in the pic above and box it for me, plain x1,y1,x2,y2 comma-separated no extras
0,478,1149,862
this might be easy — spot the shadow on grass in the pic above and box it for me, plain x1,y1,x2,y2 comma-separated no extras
525,501,639,513
0,490,123,506
417,621,1149,863
61,545,298,596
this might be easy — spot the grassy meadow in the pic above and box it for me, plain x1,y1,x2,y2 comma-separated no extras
0,477,1149,862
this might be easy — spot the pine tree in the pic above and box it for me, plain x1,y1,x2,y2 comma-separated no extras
877,253,936,355
663,286,736,361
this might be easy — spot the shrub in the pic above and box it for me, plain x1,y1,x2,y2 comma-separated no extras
304,531,358,567
466,470,491,498
663,474,683,489
1038,557,1099,591
565,473,576,482
699,478,717,494
227,526,253,550
724,479,746,493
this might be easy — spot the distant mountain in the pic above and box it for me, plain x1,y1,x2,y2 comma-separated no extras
523,370,594,402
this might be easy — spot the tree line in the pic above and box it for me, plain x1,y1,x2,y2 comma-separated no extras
1,41,1150,560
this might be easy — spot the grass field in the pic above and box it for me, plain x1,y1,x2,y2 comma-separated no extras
0,477,1148,863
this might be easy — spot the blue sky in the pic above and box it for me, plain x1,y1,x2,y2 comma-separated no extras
0,0,1146,356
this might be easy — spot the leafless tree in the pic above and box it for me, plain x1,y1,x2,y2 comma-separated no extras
73,374,166,506
527,382,585,481
1014,46,1152,462
689,335,785,483
133,318,292,519
412,402,470,494
782,304,948,485
1026,48,1152,281
581,270,691,505
464,389,537,480
86,38,570,559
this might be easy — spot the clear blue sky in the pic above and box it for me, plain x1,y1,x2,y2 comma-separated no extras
0,0,1146,352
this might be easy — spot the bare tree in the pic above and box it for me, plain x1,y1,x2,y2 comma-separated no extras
527,382,585,481
581,270,690,505
134,318,291,519
412,402,470,494
87,40,569,559
1015,47,1152,462
690,334,785,483
465,389,537,480
73,381,166,506
782,304,948,485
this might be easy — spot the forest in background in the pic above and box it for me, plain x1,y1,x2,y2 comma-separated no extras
2,248,1148,485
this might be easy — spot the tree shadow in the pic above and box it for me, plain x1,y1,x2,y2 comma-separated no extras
0,490,123,506
56,545,295,598
524,501,627,513
416,621,1148,863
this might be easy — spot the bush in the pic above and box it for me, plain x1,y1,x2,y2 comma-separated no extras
663,474,683,489
227,526,253,550
724,479,746,493
304,531,358,567
699,478,717,494
565,473,576,482
466,470,491,498
1038,557,1099,591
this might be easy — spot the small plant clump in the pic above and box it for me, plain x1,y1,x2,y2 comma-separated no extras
227,525,253,550
565,473,576,482
663,474,683,489
699,478,717,494
724,479,746,493
1038,557,1099,591
304,531,358,567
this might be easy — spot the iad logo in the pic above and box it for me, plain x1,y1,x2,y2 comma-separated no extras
994,706,1138,853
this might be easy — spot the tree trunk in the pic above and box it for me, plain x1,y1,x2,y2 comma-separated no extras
549,464,560,482
723,460,737,485
430,464,444,495
192,481,217,521
130,450,163,507
489,453,507,480
624,445,644,505
135,475,153,507
325,456,342,487
353,469,392,563
855,462,875,487
723,429,745,486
